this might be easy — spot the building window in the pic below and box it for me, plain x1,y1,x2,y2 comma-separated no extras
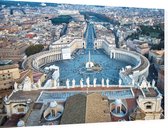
18,108,24,112
146,105,152,109
144,102,153,110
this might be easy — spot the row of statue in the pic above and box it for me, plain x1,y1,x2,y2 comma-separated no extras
66,77,111,88
65,77,149,88
13,75,156,91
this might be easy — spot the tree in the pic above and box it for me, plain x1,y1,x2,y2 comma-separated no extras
25,44,44,56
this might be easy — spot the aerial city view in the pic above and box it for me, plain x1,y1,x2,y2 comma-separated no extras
0,0,164,127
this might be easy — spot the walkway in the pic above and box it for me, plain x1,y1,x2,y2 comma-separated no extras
37,89,134,102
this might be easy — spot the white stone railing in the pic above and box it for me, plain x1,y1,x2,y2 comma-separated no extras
21,84,136,91
6,99,28,104
36,88,135,103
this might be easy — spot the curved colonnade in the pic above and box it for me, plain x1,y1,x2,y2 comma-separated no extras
110,48,150,79
23,47,150,85
22,50,62,73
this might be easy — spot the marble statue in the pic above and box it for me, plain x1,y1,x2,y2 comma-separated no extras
140,79,148,88
147,82,151,87
32,84,37,89
106,78,109,87
14,82,18,91
23,76,32,91
119,79,122,86
18,84,22,90
80,78,83,88
101,78,104,87
57,80,60,87
152,79,156,87
137,83,140,87
132,79,135,86
93,78,97,87
53,79,57,87
72,79,75,88
86,77,90,87
37,79,41,88
66,79,70,89
4,95,8,102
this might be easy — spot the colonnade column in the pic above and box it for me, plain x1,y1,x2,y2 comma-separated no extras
110,51,112,59
114,51,116,59
110,50,116,59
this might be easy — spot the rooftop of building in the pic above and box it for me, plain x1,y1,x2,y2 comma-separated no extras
133,39,147,45
129,107,146,120
0,89,12,99
3,114,25,127
158,65,164,75
0,63,19,70
52,36,74,45
60,93,86,124
3,84,161,126
7,87,133,102
0,60,13,66
150,50,164,56
23,102,44,126
0,115,7,126
8,90,41,102
142,87,158,97
137,44,149,49
15,69,33,84
60,93,111,124
33,71,45,83
0,42,29,51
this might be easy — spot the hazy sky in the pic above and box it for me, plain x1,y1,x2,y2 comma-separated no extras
8,0,166,9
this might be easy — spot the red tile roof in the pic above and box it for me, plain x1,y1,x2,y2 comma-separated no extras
33,72,44,83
